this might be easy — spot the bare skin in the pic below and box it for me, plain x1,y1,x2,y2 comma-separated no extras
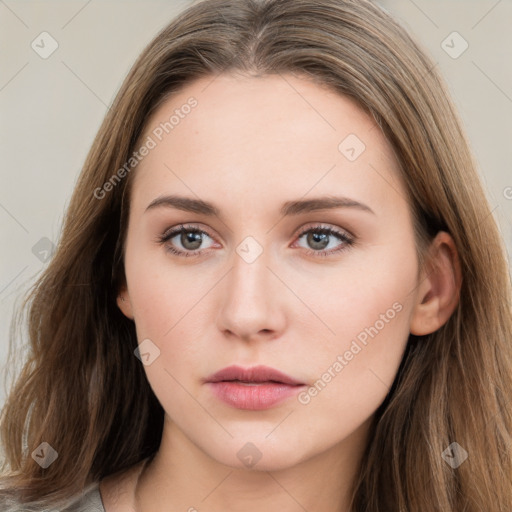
101,73,461,512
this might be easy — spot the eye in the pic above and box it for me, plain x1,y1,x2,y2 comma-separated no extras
156,224,216,257
156,223,355,258
293,224,354,257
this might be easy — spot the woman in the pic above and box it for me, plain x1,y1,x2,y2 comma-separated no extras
1,0,511,510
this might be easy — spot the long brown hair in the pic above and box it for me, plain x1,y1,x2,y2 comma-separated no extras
1,0,511,510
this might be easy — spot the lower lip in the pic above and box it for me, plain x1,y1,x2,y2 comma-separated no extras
207,381,304,410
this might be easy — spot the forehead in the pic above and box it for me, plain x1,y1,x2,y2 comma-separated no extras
130,73,405,217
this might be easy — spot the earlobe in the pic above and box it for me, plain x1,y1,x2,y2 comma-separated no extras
410,231,462,336
116,287,134,320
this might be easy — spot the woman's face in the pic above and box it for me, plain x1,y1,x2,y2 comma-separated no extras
118,73,423,471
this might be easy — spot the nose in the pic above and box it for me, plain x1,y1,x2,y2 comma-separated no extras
215,243,287,342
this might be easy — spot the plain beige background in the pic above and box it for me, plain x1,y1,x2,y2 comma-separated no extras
0,0,511,408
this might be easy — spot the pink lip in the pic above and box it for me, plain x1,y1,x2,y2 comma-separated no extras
205,365,306,410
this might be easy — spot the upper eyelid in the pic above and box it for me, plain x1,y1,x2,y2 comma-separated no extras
162,224,214,240
295,224,353,239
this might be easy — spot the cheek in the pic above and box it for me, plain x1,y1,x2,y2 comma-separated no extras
124,234,205,339
124,250,211,414
123,245,218,403
298,237,416,344
293,243,417,420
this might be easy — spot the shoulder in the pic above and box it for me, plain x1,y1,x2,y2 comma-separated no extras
0,457,148,512
60,483,105,512
0,483,104,512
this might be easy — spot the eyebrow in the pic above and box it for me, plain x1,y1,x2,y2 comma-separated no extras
144,194,375,217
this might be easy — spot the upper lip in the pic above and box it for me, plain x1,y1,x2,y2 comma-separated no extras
205,365,304,386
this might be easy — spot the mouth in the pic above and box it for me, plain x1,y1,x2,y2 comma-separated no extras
205,365,306,410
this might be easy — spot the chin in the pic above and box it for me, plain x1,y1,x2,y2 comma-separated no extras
207,435,312,473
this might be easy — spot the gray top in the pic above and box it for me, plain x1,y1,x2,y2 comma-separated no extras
0,483,105,512
1,457,151,510
61,483,105,512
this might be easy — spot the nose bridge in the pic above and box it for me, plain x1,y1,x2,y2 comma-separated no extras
231,243,268,300
216,236,284,338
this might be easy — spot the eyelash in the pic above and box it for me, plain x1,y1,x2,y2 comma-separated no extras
156,223,355,258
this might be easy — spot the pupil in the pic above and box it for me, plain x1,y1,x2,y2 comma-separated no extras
308,231,329,250
182,231,202,250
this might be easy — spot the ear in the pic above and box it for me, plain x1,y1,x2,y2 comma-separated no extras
410,231,462,336
116,284,134,320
